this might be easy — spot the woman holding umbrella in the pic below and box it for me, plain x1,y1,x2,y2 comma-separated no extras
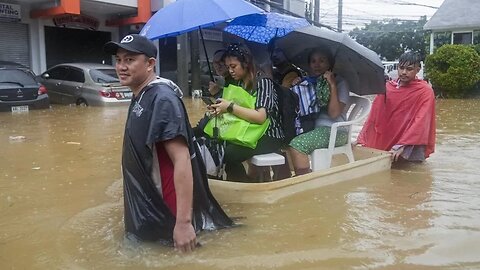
210,43,284,181
289,48,351,176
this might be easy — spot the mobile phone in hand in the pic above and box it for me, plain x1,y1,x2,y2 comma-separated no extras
201,96,217,105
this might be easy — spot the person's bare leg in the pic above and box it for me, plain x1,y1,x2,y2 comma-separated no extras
288,147,311,176
246,159,257,179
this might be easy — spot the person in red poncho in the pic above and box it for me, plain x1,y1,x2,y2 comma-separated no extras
357,51,436,162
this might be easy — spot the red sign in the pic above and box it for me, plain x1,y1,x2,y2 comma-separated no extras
53,14,99,30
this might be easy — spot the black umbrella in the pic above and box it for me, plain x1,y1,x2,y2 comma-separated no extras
277,25,386,95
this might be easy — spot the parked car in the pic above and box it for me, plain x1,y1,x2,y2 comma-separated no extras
0,61,50,112
38,63,132,106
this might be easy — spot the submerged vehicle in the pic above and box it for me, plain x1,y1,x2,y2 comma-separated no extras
0,61,50,112
39,63,132,106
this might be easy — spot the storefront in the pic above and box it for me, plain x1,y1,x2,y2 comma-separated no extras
44,14,113,68
0,0,146,75
0,2,30,67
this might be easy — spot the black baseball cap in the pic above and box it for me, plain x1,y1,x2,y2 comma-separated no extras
104,34,157,58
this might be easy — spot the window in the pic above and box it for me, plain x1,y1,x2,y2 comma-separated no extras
453,32,473,44
89,68,119,83
66,68,85,83
47,66,69,80
0,69,36,89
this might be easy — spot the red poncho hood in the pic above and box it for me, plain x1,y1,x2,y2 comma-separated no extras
357,79,436,158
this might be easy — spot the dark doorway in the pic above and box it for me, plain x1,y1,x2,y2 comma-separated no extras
45,26,112,68
158,37,177,82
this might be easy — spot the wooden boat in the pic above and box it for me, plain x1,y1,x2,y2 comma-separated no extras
208,146,391,204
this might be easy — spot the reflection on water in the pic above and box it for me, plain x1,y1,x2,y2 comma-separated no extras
1,98,480,269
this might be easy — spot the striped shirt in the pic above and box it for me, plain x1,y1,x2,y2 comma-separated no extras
239,77,284,140
291,79,320,117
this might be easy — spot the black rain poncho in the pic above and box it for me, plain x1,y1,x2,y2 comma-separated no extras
121,81,233,243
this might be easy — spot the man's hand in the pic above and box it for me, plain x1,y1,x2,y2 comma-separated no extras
352,140,362,147
173,221,196,253
208,81,220,96
389,145,405,162
290,76,302,86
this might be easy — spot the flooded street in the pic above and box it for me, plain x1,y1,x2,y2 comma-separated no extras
1,98,479,269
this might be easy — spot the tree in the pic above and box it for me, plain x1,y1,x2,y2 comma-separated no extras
349,16,428,61
425,44,480,98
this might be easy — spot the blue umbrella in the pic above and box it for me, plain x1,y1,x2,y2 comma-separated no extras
140,0,263,81
223,12,310,44
140,0,263,40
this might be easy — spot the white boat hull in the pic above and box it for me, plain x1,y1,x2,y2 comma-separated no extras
208,146,392,204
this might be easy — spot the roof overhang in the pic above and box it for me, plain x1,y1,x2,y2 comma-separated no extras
29,0,150,27
30,0,80,18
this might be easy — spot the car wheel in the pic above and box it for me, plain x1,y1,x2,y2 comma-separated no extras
76,98,88,107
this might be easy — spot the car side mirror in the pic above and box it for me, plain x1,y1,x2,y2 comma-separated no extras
42,73,50,79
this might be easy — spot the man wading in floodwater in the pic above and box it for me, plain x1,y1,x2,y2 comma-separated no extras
104,34,233,253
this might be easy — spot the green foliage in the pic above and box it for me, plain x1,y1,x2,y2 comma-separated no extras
469,44,480,55
425,45,480,98
349,16,428,61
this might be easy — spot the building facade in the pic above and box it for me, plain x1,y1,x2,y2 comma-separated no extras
0,0,157,74
0,0,305,92
423,0,480,54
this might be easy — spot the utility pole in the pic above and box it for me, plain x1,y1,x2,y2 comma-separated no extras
337,0,343,32
264,0,271,12
314,0,320,24
190,30,201,93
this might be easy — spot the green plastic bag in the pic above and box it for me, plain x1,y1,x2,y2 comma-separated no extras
316,76,330,108
204,84,270,149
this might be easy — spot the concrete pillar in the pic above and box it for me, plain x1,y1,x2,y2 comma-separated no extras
176,33,189,96
190,30,201,92
430,32,434,54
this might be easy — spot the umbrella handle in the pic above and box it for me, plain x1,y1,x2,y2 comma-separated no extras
199,27,215,83
213,115,219,139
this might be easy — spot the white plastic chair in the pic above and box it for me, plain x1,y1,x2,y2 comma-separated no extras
250,152,285,181
310,95,372,171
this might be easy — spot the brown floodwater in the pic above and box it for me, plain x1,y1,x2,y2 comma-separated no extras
1,98,479,269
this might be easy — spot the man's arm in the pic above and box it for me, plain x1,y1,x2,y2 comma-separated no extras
163,136,196,253
282,71,301,88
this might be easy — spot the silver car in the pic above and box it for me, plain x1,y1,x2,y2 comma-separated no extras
39,63,132,106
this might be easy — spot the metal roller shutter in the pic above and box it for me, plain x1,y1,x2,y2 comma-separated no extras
0,21,30,67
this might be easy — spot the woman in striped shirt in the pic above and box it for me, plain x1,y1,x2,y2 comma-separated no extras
210,43,284,181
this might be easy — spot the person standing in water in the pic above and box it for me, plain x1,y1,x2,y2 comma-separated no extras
357,51,436,162
104,34,232,252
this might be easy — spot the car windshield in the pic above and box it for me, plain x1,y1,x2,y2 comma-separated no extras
0,69,37,88
89,68,119,83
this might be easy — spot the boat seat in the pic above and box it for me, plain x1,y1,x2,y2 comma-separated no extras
251,152,285,181
310,95,371,171
251,153,285,166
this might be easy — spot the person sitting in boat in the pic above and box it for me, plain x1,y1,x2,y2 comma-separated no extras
267,37,303,88
193,49,234,179
209,43,284,181
357,51,436,162
288,47,351,176
207,48,236,98
193,49,233,138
